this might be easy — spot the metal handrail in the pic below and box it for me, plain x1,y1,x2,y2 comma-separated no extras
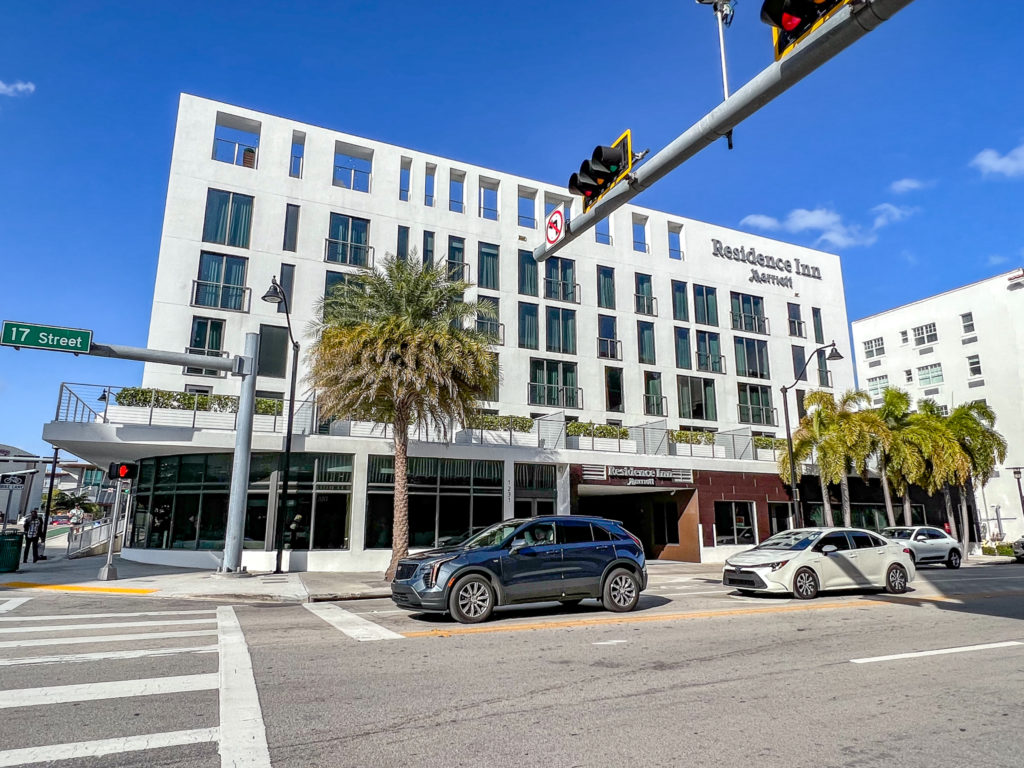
183,347,230,378
544,278,580,304
817,368,834,388
731,312,770,335
442,260,470,283
213,138,258,168
789,319,807,338
518,214,536,228
476,319,505,345
191,280,251,312
332,165,371,192
324,238,374,268
738,404,778,427
634,294,657,316
527,383,583,409
644,394,668,417
597,337,622,360
479,205,499,220
290,154,303,178
697,353,726,374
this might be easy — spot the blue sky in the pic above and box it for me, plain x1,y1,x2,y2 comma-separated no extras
1,0,1022,456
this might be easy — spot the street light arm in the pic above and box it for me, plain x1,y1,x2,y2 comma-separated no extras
782,341,839,393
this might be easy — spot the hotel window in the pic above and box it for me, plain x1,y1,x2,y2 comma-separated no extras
186,317,225,376
529,360,579,409
730,292,768,334
277,264,294,315
605,367,624,412
325,271,350,298
738,384,775,426
518,188,536,228
424,164,436,206
816,349,831,387
332,142,372,192
597,315,620,360
597,266,616,309
399,157,412,202
282,204,299,252
545,196,571,224
635,273,656,315
478,243,500,291
791,346,807,381
202,189,253,249
863,337,885,359
194,253,248,311
671,281,688,322
714,501,756,546
289,131,304,178
905,369,913,383
967,354,982,377
546,307,577,355
544,257,578,303
449,170,465,213
900,330,909,345
917,362,944,386
788,303,806,337
668,224,683,260
396,226,410,261
212,112,260,168
796,389,806,419
674,327,692,369
644,372,665,417
913,322,938,346
677,376,717,421
446,236,467,281
518,250,538,296
476,297,502,344
637,321,656,365
595,216,612,245
518,303,539,349
694,284,718,326
866,375,889,398
696,331,723,373
632,214,648,253
422,231,435,267
811,307,824,344
479,178,499,220
961,312,975,334
936,404,949,417
326,213,370,267
482,354,500,402
734,337,770,379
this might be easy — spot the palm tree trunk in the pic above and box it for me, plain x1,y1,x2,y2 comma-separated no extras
942,484,958,542
958,487,971,561
902,492,913,526
819,473,834,527
879,454,896,528
385,423,410,581
839,474,852,528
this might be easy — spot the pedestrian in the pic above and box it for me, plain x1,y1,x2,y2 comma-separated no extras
23,508,43,564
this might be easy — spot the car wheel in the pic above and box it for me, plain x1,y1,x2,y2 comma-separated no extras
448,574,494,624
792,568,819,600
558,599,583,607
886,564,909,594
1017,556,1024,564
602,569,640,613
945,550,962,569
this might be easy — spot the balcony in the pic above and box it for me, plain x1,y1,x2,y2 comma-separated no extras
324,238,374,269
212,138,258,168
735,364,770,381
697,353,726,374
518,214,536,228
191,281,251,313
333,165,371,193
731,312,770,335
817,368,833,388
643,394,668,418
289,155,303,178
184,348,230,378
476,319,505,345
634,294,657,316
597,337,622,360
788,318,806,338
738,404,778,427
544,278,580,304
527,383,583,409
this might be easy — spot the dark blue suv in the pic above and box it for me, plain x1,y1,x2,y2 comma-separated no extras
390,516,647,623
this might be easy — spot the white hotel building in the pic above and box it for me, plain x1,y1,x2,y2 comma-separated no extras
851,269,1024,542
44,94,858,571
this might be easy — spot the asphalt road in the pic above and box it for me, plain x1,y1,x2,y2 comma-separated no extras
1,562,1022,767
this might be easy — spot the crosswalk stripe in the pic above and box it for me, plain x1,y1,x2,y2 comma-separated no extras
0,644,219,667
0,598,31,614
0,609,215,623
217,606,271,767
0,673,219,708
0,618,216,635
303,602,405,641
0,629,218,649
0,727,219,767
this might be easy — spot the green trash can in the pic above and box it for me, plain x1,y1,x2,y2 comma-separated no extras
0,531,23,573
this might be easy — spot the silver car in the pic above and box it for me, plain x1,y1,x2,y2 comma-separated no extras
881,526,961,569
1011,536,1024,563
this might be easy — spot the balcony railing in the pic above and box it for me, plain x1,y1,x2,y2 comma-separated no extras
518,214,536,228
669,247,683,260
333,165,371,192
697,353,726,374
817,368,833,388
735,365,771,381
634,294,657,316
788,318,806,338
324,238,374,268
738,404,778,426
289,154,303,178
184,348,230,378
212,138,258,168
644,394,668,417
527,383,583,409
479,205,499,220
544,278,581,304
731,312,770,335
191,281,251,313
476,319,505,345
443,260,470,283
597,337,622,360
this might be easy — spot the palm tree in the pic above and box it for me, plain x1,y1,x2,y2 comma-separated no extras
779,393,838,527
915,399,972,540
945,400,1007,554
875,388,913,527
308,255,499,580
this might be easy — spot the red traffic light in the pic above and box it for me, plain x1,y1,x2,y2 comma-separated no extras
107,461,138,481
566,130,633,213
761,0,845,59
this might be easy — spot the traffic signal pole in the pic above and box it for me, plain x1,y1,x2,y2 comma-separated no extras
533,0,917,263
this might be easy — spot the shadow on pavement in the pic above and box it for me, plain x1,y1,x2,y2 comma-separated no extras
407,594,672,625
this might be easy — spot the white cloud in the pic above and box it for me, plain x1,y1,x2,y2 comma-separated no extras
889,178,930,194
970,141,1024,178
740,203,919,250
738,214,780,230
987,254,1009,267
0,80,35,97
871,203,918,229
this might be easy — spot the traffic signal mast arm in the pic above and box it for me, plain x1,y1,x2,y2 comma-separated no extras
535,0,915,263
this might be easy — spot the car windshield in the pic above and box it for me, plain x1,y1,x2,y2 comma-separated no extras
755,530,823,551
882,528,913,539
460,521,522,549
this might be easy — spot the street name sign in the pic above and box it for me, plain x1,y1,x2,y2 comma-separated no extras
1,321,93,353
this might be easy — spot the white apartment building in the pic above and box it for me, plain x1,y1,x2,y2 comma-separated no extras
43,94,857,571
851,268,1024,541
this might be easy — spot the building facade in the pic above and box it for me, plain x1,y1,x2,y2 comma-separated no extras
851,268,1024,542
44,94,861,571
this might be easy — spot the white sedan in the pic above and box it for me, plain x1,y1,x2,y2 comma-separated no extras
881,526,961,568
722,528,916,599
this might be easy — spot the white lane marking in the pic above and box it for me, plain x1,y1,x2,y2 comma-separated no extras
0,609,215,623
0,618,215,635
0,645,219,667
0,629,218,649
303,602,405,641
0,727,219,767
0,673,218,708
592,640,628,646
217,606,271,768
919,576,1024,582
851,641,1023,664
660,589,733,596
0,598,31,614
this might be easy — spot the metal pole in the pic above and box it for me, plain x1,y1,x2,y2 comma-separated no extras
716,6,730,100
221,332,259,573
97,479,123,581
781,387,802,528
38,447,59,560
274,341,300,574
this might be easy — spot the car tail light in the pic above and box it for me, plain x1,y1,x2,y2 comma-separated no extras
625,531,643,549
903,548,912,555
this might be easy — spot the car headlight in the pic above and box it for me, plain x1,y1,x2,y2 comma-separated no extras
765,560,790,571
423,556,457,589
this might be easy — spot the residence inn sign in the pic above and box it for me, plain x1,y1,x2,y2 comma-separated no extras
711,238,823,288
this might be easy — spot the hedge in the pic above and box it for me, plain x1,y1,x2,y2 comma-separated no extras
981,544,1015,557
667,430,717,445
566,421,630,439
114,387,284,416
752,436,788,450
464,414,535,433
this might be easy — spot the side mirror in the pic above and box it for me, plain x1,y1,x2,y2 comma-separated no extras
509,537,527,554
914,535,927,542
821,544,838,554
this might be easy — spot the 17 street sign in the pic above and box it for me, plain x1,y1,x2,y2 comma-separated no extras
1,321,92,353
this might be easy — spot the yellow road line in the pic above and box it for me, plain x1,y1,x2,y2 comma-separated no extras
1,583,158,595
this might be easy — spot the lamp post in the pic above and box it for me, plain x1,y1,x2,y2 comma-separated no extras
779,341,844,528
261,276,300,574
1011,468,1024,539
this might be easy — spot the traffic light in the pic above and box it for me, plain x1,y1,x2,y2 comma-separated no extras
760,0,850,60
567,130,633,213
107,461,138,481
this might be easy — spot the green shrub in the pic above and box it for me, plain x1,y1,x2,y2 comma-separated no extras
566,421,629,439
113,386,282,416
982,544,1015,556
667,430,717,445
753,436,787,450
465,414,535,433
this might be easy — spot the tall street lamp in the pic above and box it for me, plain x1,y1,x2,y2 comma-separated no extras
779,341,844,528
1011,468,1024,538
261,276,300,574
